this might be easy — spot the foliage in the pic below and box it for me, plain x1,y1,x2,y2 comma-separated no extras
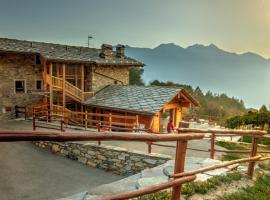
137,172,243,200
129,67,145,86
137,191,170,200
182,172,243,196
241,136,270,149
258,161,270,171
218,174,270,200
150,80,246,124
215,141,248,161
225,110,270,132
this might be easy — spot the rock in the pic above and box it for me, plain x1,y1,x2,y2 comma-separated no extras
78,157,87,164
135,176,168,189
51,144,60,153
143,159,157,165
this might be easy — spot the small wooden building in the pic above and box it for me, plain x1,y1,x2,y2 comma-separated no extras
84,85,199,132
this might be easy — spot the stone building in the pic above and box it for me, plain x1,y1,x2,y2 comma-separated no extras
0,38,198,132
0,38,143,119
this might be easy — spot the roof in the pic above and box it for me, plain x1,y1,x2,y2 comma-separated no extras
84,85,199,115
0,38,143,66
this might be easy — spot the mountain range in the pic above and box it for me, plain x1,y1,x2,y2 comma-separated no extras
125,43,270,109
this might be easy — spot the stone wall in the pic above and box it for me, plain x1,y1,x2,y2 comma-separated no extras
92,65,129,92
35,141,171,175
0,53,43,119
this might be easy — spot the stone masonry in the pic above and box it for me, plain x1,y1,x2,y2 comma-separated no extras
0,53,43,119
92,65,129,93
35,141,171,176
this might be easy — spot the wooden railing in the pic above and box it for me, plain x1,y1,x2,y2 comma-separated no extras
46,75,94,102
1,130,270,200
33,104,140,132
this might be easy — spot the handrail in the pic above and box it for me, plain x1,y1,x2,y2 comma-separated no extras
100,175,196,200
173,156,262,178
178,128,267,136
0,131,205,142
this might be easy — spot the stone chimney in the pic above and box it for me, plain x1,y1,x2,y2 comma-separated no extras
100,44,113,59
116,45,125,58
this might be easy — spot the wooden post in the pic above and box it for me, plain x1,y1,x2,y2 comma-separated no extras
33,116,36,131
210,133,216,159
81,64,84,101
85,111,88,130
15,106,18,118
62,63,66,112
60,119,64,132
147,142,152,154
247,136,258,177
24,106,27,120
171,140,188,200
136,115,139,131
109,113,112,131
49,63,53,111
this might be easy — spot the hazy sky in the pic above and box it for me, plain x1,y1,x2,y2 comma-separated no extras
1,0,270,58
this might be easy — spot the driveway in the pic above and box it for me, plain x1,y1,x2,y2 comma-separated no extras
0,120,123,200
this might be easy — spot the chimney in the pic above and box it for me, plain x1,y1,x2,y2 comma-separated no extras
100,44,113,59
116,45,125,58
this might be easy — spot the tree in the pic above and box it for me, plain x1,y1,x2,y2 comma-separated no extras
129,67,145,86
259,105,268,113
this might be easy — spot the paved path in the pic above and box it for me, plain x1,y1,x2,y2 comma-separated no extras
0,120,123,200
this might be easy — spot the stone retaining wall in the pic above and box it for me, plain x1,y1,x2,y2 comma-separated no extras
35,141,171,175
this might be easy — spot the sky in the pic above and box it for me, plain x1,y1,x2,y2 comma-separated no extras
0,0,269,108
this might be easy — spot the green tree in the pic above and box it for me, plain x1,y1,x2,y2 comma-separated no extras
129,67,145,85
259,104,268,113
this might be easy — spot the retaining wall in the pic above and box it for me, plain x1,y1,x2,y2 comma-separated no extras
35,141,171,176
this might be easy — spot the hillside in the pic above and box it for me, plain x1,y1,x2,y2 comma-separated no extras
126,43,270,109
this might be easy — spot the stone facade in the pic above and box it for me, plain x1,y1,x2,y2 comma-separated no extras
92,65,129,92
0,53,43,119
35,141,171,176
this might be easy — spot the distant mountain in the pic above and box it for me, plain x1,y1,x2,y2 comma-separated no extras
125,43,270,108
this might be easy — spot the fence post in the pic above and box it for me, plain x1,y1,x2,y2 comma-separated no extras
136,115,139,132
24,106,27,120
171,140,188,200
33,116,35,131
210,133,216,159
15,105,18,118
247,136,258,177
98,121,101,145
109,113,112,131
85,111,88,130
147,142,152,154
61,119,64,132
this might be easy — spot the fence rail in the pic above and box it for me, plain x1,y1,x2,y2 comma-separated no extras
1,130,270,200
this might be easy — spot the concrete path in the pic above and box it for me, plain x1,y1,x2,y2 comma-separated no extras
0,120,123,200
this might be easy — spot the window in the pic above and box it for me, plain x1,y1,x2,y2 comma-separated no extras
15,80,26,93
36,80,42,90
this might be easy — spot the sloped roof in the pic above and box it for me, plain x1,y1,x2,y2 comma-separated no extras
0,38,143,66
84,85,198,115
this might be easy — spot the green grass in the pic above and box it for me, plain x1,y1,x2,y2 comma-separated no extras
216,141,247,161
182,172,243,196
242,136,270,149
137,172,243,200
217,174,270,200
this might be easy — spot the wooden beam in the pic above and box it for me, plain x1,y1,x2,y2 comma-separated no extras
62,63,66,112
81,64,84,101
49,63,53,109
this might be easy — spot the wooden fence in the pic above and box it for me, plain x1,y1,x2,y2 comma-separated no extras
0,130,269,200
32,104,142,132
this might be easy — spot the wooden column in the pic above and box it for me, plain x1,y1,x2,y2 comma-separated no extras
43,61,48,103
171,140,188,200
75,66,78,87
49,63,53,110
210,133,216,159
247,136,258,177
62,64,66,113
81,64,84,96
